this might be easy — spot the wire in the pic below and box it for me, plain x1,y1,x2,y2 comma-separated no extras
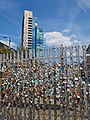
0,34,21,39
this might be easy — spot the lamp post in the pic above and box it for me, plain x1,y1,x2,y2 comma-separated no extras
9,37,11,49
3,36,11,49
0,35,11,49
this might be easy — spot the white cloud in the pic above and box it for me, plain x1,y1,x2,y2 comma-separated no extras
44,31,72,47
44,30,82,47
0,40,16,48
62,29,70,34
69,34,77,39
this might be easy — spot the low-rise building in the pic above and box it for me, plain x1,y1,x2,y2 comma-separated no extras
0,41,16,53
0,41,16,68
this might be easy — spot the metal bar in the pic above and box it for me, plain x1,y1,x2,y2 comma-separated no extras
64,46,70,120
19,95,22,120
76,46,84,120
70,46,77,120
52,48,57,120
58,45,64,120
42,49,46,120
47,48,51,120
25,50,28,67
6,53,9,61
1,45,89,120
83,45,90,120
10,52,12,63
24,97,26,120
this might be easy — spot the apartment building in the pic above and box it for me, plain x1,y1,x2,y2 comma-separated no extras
22,10,44,56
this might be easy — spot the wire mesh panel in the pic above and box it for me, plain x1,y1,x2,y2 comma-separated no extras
0,45,90,120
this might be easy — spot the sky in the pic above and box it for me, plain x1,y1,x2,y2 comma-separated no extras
0,0,90,49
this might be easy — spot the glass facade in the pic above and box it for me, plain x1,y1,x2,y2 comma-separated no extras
32,17,44,57
32,17,38,50
37,27,44,56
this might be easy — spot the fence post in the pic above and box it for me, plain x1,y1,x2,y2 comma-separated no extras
25,49,28,67
29,49,32,59
52,47,57,120
70,46,77,120
17,51,20,63
64,46,70,120
47,48,52,120
76,46,84,120
0,55,4,119
83,45,90,120
0,54,2,69
13,51,16,63
10,52,12,63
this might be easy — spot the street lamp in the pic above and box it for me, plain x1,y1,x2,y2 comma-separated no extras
3,36,11,49
0,35,11,49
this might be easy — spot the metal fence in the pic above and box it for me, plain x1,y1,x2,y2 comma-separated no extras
0,45,90,120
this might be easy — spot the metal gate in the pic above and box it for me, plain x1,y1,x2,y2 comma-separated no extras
0,45,90,120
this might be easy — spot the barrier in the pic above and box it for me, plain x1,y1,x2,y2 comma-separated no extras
0,45,90,120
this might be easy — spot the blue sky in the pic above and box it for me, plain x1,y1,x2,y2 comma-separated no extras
0,0,90,48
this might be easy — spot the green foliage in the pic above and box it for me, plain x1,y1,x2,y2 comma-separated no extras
0,47,13,54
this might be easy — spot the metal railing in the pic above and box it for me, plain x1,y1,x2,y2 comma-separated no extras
0,45,90,120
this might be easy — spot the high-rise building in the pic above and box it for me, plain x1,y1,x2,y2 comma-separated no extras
32,17,44,56
22,10,33,50
36,27,44,57
22,10,44,57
